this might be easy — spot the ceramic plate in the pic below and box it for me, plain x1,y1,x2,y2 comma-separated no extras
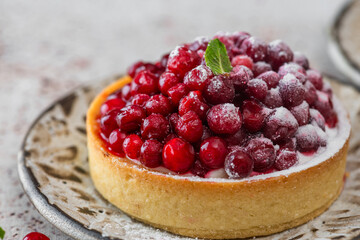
18,76,360,240
329,0,360,86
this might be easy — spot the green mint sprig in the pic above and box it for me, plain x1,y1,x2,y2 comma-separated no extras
0,227,5,240
204,38,233,75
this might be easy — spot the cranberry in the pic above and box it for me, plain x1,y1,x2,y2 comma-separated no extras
278,74,305,107
278,62,307,84
167,46,201,78
128,61,145,78
187,37,209,51
306,69,323,90
293,51,309,69
295,125,326,152
141,114,170,141
169,113,180,131
183,65,213,91
313,90,336,123
309,108,326,131
123,134,143,159
279,137,297,151
176,111,203,143
200,126,213,142
246,137,276,172
253,61,272,77
240,36,268,62
140,139,163,168
242,100,267,132
121,84,132,101
229,66,254,92
224,128,247,146
100,109,121,137
322,82,333,97
108,129,127,154
190,159,209,177
163,138,195,173
179,91,209,121
207,103,242,135
257,71,280,89
158,71,181,95
199,137,228,169
145,94,172,116
231,55,254,70
232,31,251,48
224,149,253,178
264,88,283,108
163,133,178,144
325,110,338,128
274,149,298,170
131,94,150,107
116,105,146,132
290,101,310,126
100,98,126,115
203,75,235,104
23,232,50,240
131,70,159,95
264,107,299,142
167,83,189,107
267,40,293,70
160,53,170,69
304,80,317,105
246,78,268,101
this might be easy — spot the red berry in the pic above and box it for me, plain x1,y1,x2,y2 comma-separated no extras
128,61,145,78
257,71,280,89
23,232,50,240
309,108,326,131
264,107,299,142
116,106,146,132
123,134,143,159
167,46,201,78
224,128,247,146
295,125,326,152
187,37,209,51
293,51,309,69
131,94,150,107
224,149,253,178
322,82,333,97
160,53,170,69
278,74,305,107
306,69,323,90
158,71,181,95
179,91,209,121
169,113,180,131
141,114,170,141
100,109,121,137
140,139,163,168
200,126,213,142
190,159,209,177
203,75,235,104
100,98,126,115
246,78,268,101
207,103,242,135
242,100,267,132
253,61,272,77
290,101,310,126
176,111,203,143
264,88,283,108
167,83,189,107
108,129,127,154
229,66,254,92
121,84,132,101
304,80,317,105
313,90,338,127
199,137,228,169
267,40,293,70
274,149,298,170
231,55,254,70
232,31,251,48
131,70,159,95
246,137,276,172
145,94,172,116
163,133,178,144
240,36,268,62
183,65,213,91
278,63,307,84
163,138,195,173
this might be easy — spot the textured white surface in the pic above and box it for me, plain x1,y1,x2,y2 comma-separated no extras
0,0,346,239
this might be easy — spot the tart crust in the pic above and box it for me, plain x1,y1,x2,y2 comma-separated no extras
87,76,350,239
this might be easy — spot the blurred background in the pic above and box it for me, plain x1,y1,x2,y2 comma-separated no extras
0,0,349,239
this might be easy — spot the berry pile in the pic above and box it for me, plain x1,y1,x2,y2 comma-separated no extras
98,32,337,179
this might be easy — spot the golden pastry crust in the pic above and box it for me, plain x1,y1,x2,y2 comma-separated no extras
87,76,350,239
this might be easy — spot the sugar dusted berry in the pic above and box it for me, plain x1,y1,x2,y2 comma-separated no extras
183,65,213,91
176,111,203,143
246,137,276,172
290,101,310,126
207,103,242,135
253,61,272,77
123,134,143,159
131,70,159,95
240,36,268,62
295,124,326,152
309,108,326,131
199,137,228,169
224,128,247,146
257,71,280,89
246,78,268,101
140,139,163,168
274,149,298,170
203,75,235,104
293,51,309,69
116,105,146,132
229,66,254,92
141,114,170,141
179,91,209,121
267,40,293,70
242,100,267,132
304,80,317,105
163,138,195,173
145,94,172,116
278,74,305,107
231,55,254,70
167,46,201,78
225,149,253,178
306,69,323,90
264,88,283,108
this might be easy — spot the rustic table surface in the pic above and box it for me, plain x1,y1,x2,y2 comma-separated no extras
0,0,351,239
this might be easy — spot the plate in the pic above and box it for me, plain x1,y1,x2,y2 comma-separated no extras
329,0,360,86
18,75,360,240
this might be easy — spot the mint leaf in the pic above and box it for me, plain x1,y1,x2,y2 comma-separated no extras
204,38,233,75
0,227,5,240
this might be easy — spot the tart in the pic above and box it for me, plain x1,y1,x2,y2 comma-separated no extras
87,32,351,239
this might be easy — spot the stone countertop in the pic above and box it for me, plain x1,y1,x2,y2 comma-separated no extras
0,0,347,239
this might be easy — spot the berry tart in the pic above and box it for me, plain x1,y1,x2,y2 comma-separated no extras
87,32,351,239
